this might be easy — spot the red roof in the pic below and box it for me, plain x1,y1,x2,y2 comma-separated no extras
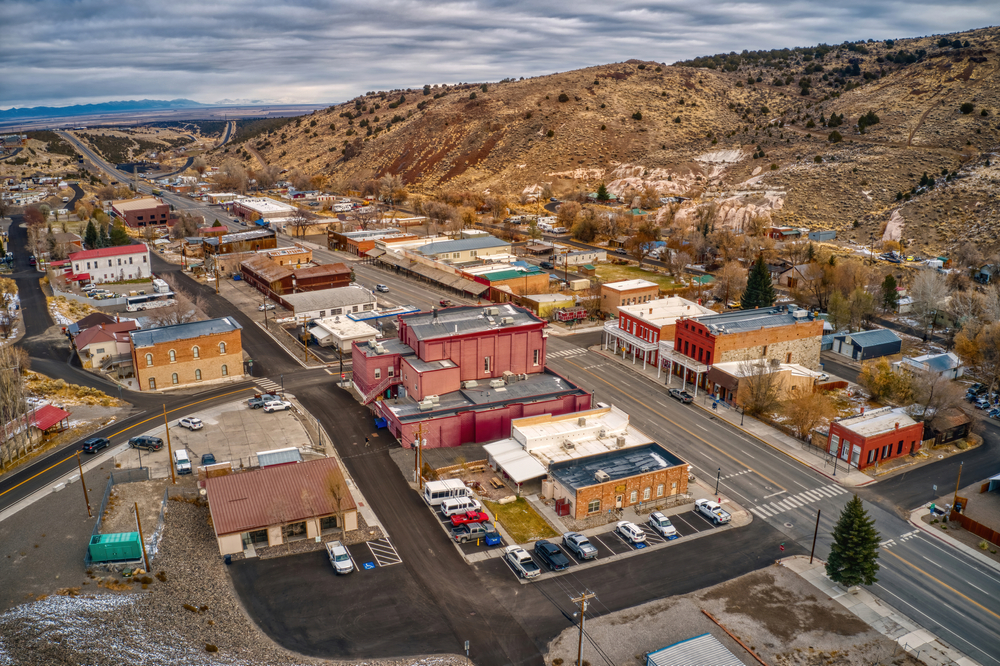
33,405,71,431
75,321,138,349
69,244,149,261
204,458,356,536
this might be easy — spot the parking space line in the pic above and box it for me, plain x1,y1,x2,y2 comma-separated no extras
591,534,617,554
671,513,700,532
691,511,717,528
367,538,402,567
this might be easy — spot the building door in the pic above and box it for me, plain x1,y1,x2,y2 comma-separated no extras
615,495,623,509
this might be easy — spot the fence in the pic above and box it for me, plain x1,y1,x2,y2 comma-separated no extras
949,496,1000,546
83,466,150,568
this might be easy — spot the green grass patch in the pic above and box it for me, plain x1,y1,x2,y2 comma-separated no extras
483,498,558,543
595,264,678,291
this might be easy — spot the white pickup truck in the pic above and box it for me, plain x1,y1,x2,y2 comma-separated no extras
695,499,732,525
504,545,541,579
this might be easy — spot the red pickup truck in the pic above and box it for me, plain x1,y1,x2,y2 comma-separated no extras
449,511,490,527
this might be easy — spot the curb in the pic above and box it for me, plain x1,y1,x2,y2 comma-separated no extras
907,504,1000,574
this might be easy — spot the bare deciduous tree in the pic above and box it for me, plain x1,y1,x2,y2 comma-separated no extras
147,291,201,327
782,390,836,439
738,355,783,417
714,261,748,307
910,270,948,340
191,156,208,178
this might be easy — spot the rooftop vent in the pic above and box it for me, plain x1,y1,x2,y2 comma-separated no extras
598,428,607,438
562,440,576,450
501,316,514,325
577,416,586,427
488,306,500,316
489,379,505,388
594,470,610,482
616,436,626,448
463,380,479,389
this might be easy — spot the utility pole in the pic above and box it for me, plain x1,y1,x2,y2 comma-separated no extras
135,501,149,572
163,404,176,485
76,452,92,517
809,508,821,564
215,265,220,294
571,591,597,666
414,423,425,488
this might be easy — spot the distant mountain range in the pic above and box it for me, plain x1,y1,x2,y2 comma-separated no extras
0,99,206,119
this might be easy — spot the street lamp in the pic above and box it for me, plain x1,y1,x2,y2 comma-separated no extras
739,406,745,426
715,467,722,495
280,374,284,396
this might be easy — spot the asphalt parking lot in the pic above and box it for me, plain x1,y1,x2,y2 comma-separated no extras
427,502,511,553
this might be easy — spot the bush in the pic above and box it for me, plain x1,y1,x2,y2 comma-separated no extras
814,155,823,163
546,129,555,138
600,124,606,130
979,540,989,551
674,116,681,123
805,119,815,128
469,92,476,100
206,645,218,653
981,109,989,117
828,131,843,143
632,111,642,120
557,93,569,103
960,102,975,114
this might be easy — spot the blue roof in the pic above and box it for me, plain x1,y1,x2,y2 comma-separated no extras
131,317,242,348
836,328,901,347
646,633,745,666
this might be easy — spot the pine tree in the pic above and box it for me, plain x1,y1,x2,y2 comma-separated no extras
84,220,98,249
740,255,777,309
109,223,130,246
99,223,111,248
881,274,899,312
596,183,610,202
826,495,881,587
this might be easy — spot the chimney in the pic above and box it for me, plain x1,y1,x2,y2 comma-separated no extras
895,422,899,430
432,308,437,320
860,406,865,415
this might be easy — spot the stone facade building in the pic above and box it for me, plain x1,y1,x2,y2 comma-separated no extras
130,317,244,391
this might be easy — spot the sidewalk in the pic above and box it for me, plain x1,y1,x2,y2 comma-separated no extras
591,346,876,488
907,502,1000,574
782,556,981,666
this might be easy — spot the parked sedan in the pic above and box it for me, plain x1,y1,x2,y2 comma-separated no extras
262,400,292,413
539,261,554,269
128,435,163,451
668,388,694,404
81,437,111,454
178,417,203,430
534,540,570,571
449,510,490,527
616,520,646,544
439,299,453,307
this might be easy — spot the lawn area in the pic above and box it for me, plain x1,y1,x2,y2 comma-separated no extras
483,497,558,544
595,264,678,291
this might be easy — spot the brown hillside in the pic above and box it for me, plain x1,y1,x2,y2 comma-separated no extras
212,26,1000,256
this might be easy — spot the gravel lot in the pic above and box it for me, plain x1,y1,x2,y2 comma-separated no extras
100,478,169,540
0,499,467,666
545,566,921,666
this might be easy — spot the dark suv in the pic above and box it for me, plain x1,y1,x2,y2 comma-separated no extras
128,435,163,451
81,437,111,453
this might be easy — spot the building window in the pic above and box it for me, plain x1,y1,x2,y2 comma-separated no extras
169,349,176,362
320,515,338,532
533,349,540,366
332,308,342,315
94,347,105,354
642,487,651,501
671,481,677,490
897,441,904,455
388,366,394,377
656,484,664,497
195,369,202,381
882,443,890,459
319,310,326,317
374,369,381,380
145,353,153,367
587,499,600,514
219,342,226,354
629,490,637,504
867,450,876,464
192,346,200,359
171,373,179,385
484,356,491,372
453,253,460,258
221,364,228,376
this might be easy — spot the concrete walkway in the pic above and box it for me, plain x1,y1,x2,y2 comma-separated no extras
782,555,981,666
908,503,1000,574
591,345,876,488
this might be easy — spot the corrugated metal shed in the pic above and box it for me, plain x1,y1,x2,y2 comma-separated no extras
841,328,901,347
204,457,355,536
646,633,746,666
257,447,304,467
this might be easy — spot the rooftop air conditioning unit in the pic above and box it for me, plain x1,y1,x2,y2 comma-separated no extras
503,371,516,384
501,316,514,325
463,380,479,389
594,470,610,483
577,416,586,427
562,440,576,450
418,399,434,412
520,373,528,381
616,436,626,448
792,309,808,319
598,428,607,438
428,394,440,404
489,307,500,316
489,379,505,388
374,344,386,354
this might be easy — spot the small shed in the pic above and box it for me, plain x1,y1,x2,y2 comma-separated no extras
925,408,972,446
808,229,837,242
831,329,902,361
646,633,745,666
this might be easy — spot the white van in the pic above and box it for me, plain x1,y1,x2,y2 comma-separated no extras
423,479,471,506
441,497,482,517
173,449,192,475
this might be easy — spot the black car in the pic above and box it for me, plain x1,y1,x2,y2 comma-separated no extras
668,388,694,404
81,437,111,453
539,261,554,269
201,453,217,465
534,540,571,571
128,435,163,451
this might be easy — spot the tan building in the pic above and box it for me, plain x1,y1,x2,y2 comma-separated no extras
130,317,244,391
416,236,511,264
705,361,827,408
600,279,660,316
205,457,358,556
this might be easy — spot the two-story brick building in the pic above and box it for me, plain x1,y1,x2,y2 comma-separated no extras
68,244,151,284
827,407,923,471
130,317,244,391
240,255,351,297
600,279,660,316
662,306,824,394
203,229,278,273
111,197,172,229
603,296,714,369
352,304,590,448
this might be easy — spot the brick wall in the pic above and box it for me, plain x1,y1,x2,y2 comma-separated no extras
565,465,688,520
134,329,243,391
600,285,660,316
828,420,923,471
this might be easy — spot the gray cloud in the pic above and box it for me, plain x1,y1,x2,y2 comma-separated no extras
0,0,994,108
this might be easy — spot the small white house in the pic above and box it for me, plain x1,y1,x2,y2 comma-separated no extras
893,352,964,380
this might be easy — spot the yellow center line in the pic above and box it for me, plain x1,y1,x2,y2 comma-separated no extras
564,358,786,492
883,548,1000,621
0,387,255,499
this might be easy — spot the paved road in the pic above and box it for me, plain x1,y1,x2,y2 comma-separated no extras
543,335,1000,666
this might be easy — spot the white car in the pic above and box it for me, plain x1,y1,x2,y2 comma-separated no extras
695,499,732,525
258,303,276,311
262,400,292,413
616,520,646,544
648,512,679,539
178,417,203,430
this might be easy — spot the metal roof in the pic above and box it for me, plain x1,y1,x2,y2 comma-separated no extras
549,443,685,491
695,307,817,334
836,328,901,347
646,634,745,666
417,236,510,255
482,439,547,484
479,268,545,282
130,317,242,348
401,304,541,341
281,286,376,312
257,447,303,467
204,457,355,536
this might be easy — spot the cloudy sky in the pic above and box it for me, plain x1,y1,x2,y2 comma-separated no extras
0,0,994,109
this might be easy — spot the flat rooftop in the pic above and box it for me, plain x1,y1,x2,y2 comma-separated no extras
131,317,241,348
836,407,919,437
384,370,587,423
549,443,686,491
693,306,816,334
282,286,376,311
417,236,510,255
234,197,296,213
112,197,163,212
400,304,542,341
618,296,714,326
355,337,415,358
603,279,658,291
204,229,275,246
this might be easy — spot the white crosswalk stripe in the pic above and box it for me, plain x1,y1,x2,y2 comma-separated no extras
751,507,771,518
827,484,848,495
814,486,838,497
752,483,854,518
256,379,281,393
549,348,588,358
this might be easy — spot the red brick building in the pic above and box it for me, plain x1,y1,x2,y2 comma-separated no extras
111,197,172,229
827,407,923,471
352,305,591,448
241,255,351,297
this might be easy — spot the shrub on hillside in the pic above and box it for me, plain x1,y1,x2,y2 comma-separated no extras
828,131,843,143
960,102,975,114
